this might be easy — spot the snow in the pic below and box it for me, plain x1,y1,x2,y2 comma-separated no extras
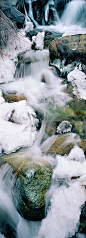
67,68,86,100
36,145,86,238
32,32,45,50
57,120,72,134
0,95,38,154
36,180,86,238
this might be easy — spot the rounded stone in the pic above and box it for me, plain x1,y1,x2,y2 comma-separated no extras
0,155,52,221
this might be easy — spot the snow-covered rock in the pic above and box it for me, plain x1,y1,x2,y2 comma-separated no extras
0,97,38,154
32,32,45,50
57,120,72,134
36,179,86,238
67,68,86,100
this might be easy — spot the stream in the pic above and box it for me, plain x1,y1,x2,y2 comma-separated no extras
0,0,86,238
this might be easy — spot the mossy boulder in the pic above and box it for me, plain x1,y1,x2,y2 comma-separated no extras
47,134,74,155
0,154,52,221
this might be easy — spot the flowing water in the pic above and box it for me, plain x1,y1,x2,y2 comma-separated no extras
0,0,86,237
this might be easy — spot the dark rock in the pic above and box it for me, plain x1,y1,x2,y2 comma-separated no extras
0,209,17,238
37,0,49,7
0,0,25,28
78,202,86,234
6,0,25,14
54,0,72,13
32,1,43,25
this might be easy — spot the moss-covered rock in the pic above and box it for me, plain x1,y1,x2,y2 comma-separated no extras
0,154,52,221
47,134,74,155
74,121,86,138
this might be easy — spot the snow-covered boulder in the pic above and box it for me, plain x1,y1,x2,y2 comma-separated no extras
0,97,38,154
67,68,86,100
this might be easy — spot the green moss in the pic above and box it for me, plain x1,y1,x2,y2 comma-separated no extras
47,135,74,155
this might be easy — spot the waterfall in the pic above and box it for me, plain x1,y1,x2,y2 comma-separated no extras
25,0,38,27
44,0,59,24
61,0,86,27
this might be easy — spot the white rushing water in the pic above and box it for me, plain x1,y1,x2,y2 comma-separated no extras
61,0,86,28
0,0,86,237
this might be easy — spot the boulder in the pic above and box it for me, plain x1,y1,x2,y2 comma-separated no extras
49,34,86,69
0,155,52,221
0,0,25,28
6,0,25,13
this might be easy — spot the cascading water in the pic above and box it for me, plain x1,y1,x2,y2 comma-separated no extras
44,0,59,24
61,0,86,28
0,1,86,238
25,0,38,26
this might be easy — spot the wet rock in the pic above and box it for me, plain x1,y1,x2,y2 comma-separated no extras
32,0,43,25
49,34,86,72
47,133,75,155
0,155,52,221
57,120,72,134
0,205,17,238
0,0,25,28
44,31,62,49
79,139,86,156
4,94,27,103
54,0,71,13
46,120,58,135
78,202,86,234
74,121,86,139
5,0,25,14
